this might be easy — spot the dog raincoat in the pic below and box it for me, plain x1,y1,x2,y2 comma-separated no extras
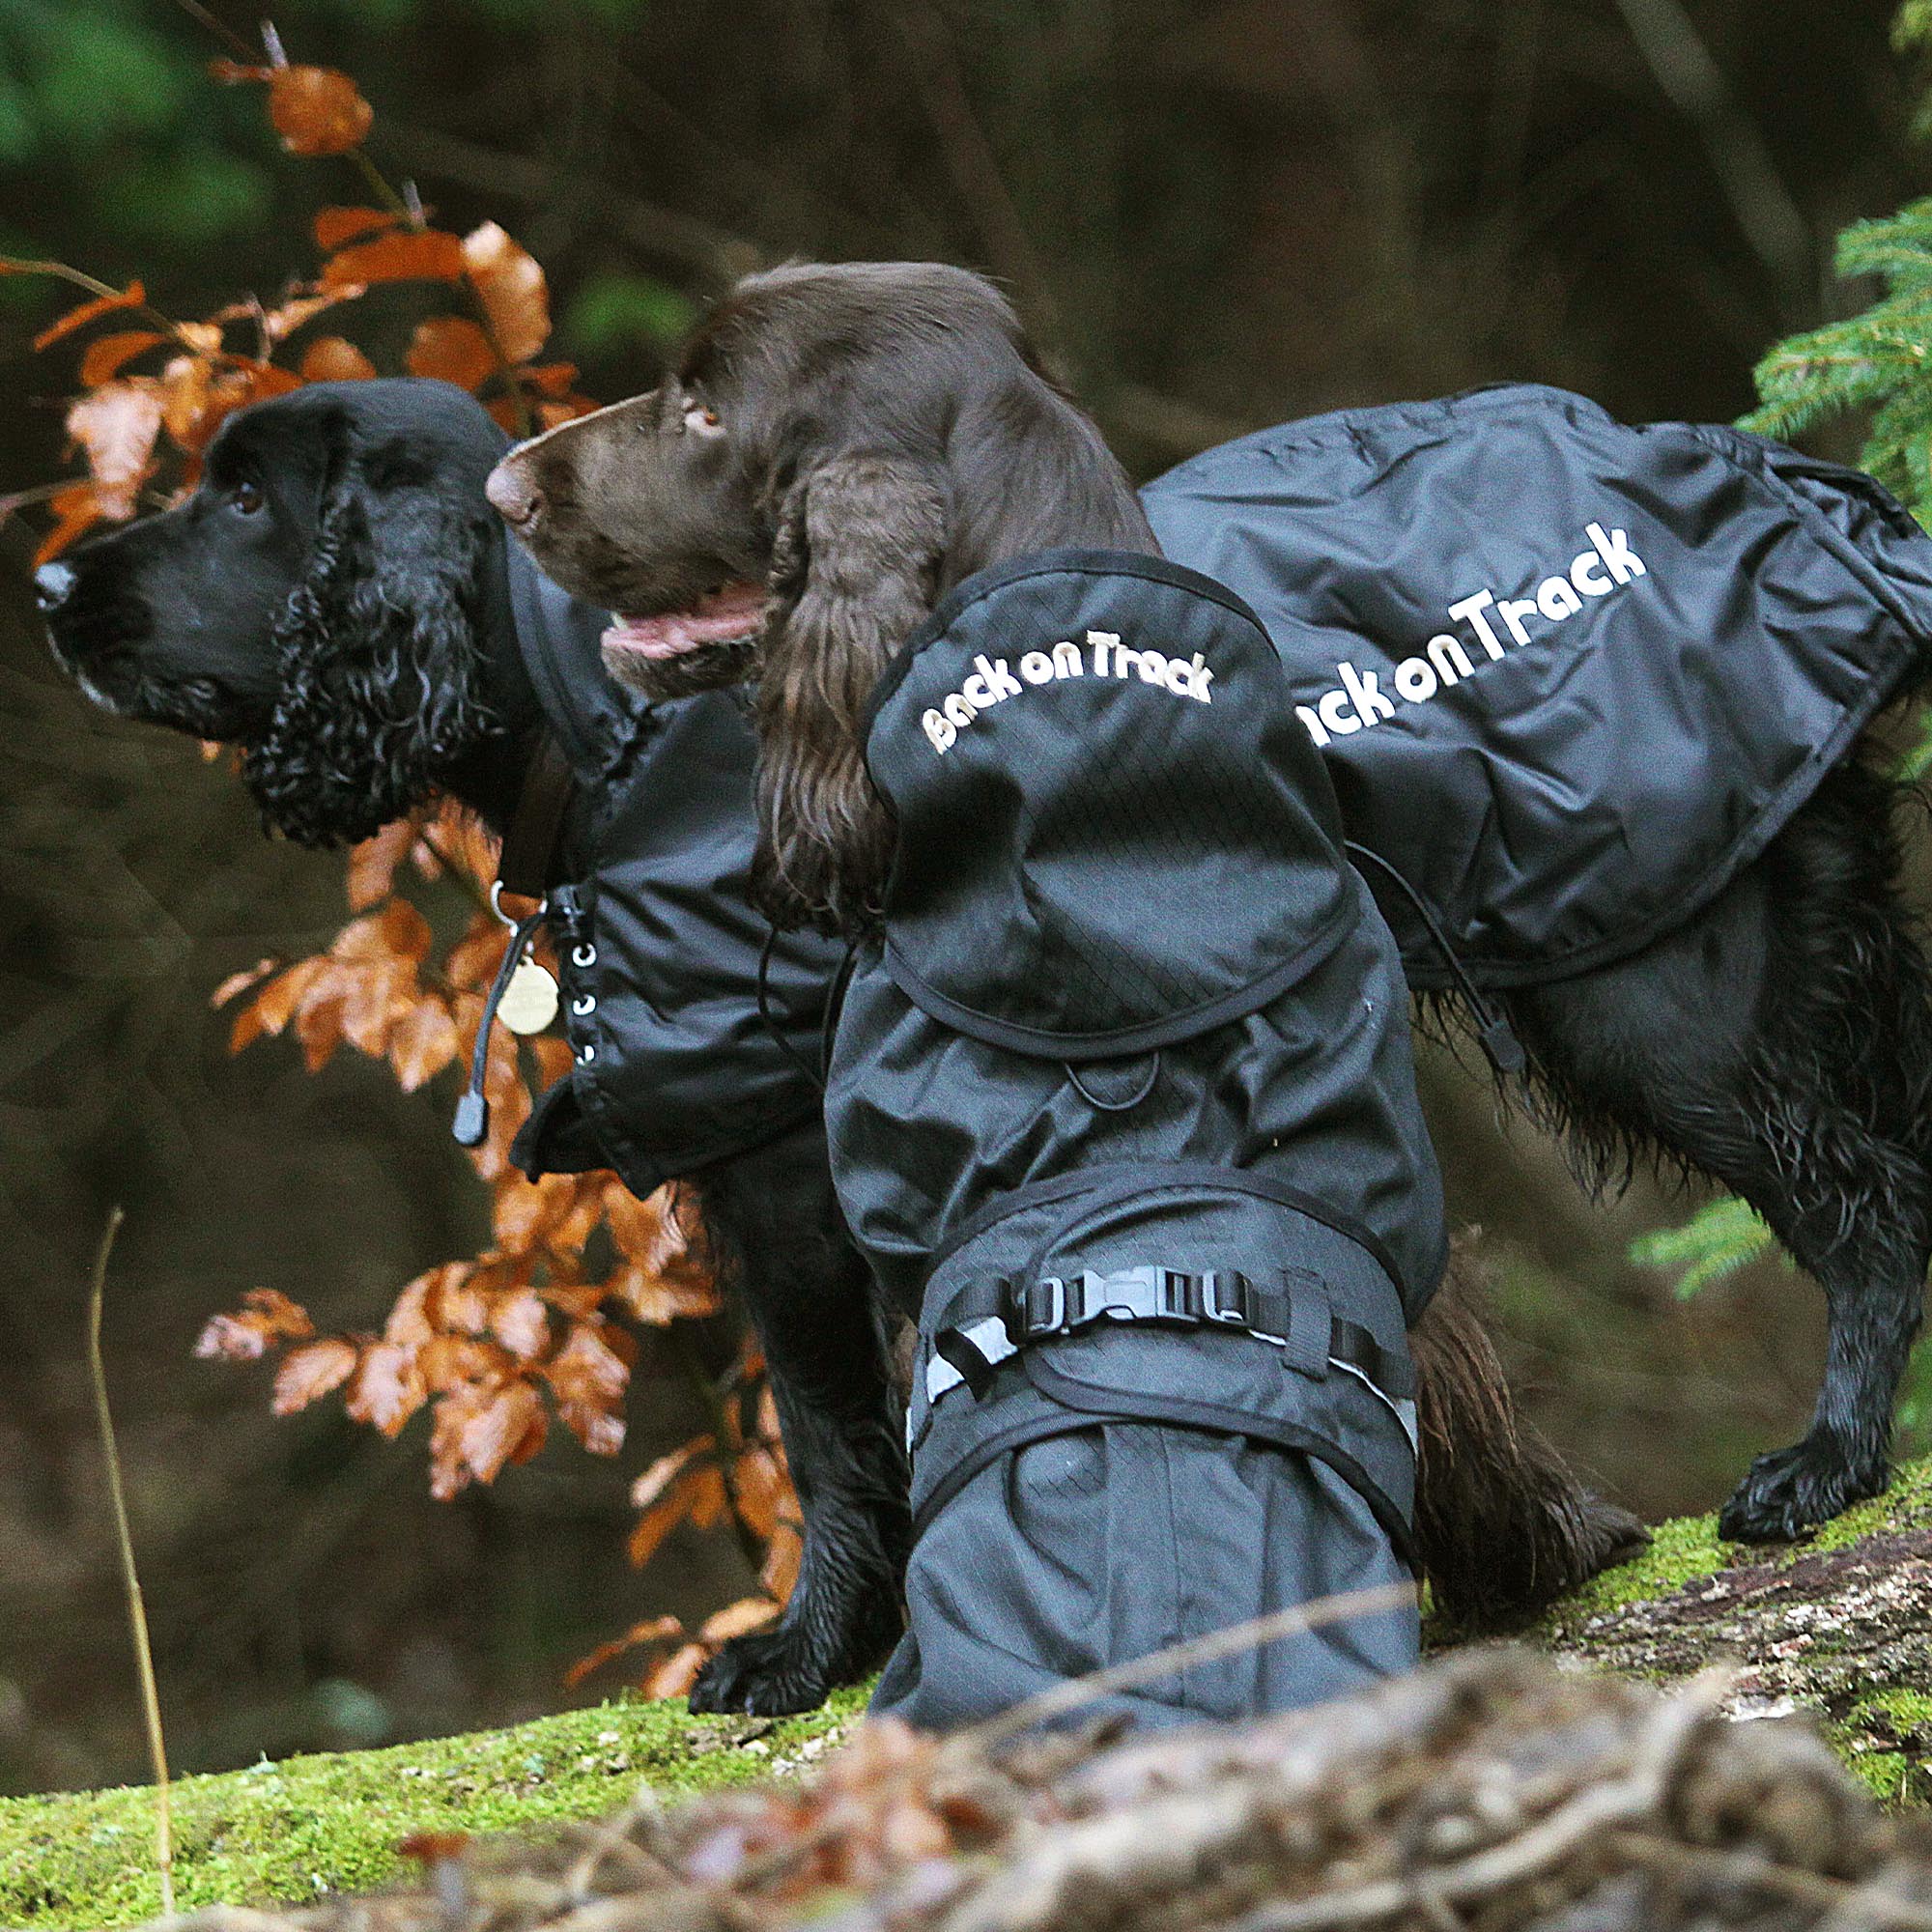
837,550,1447,1731
499,543,843,1190
1142,384,1932,986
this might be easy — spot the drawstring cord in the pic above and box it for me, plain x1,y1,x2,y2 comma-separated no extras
1344,841,1525,1077
756,923,862,1094
453,907,548,1147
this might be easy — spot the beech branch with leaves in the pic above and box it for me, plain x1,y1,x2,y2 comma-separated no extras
8,23,801,1700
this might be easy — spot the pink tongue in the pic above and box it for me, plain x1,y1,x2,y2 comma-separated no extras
606,582,767,659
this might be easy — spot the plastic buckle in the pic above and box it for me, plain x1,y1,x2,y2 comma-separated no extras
1019,1275,1067,1338
1201,1269,1253,1328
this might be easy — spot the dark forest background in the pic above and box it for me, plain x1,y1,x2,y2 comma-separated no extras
0,0,1924,1798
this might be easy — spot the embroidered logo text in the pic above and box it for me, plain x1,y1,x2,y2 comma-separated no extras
921,629,1212,753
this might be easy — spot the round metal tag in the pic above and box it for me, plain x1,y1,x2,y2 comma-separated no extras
498,959,560,1036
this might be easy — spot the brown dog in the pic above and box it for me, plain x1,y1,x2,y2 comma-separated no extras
490,262,1649,1619
487,258,1932,1554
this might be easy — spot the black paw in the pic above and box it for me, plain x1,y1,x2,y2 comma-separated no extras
1719,1435,1889,1544
687,1626,848,1718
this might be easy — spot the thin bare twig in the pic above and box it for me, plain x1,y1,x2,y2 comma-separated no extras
86,1207,175,1919
963,1580,1421,1749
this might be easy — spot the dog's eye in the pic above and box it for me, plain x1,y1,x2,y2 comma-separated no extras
228,481,265,516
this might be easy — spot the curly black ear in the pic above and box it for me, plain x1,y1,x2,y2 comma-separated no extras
753,452,950,931
243,440,501,847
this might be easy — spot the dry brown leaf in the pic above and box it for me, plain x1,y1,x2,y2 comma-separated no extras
699,1595,780,1644
299,335,378,383
406,316,498,392
34,281,145,353
633,1436,715,1513
490,1289,550,1360
641,1641,709,1701
545,1322,631,1416
79,330,166,385
173,321,222,358
193,1288,317,1362
333,898,433,965
67,381,164,519
213,62,374,156
34,482,102,567
563,1614,683,1689
272,1338,359,1414
323,229,466,290
461,222,550,364
211,957,278,1009
458,1380,546,1486
315,206,401,251
388,997,459,1093
345,1341,427,1437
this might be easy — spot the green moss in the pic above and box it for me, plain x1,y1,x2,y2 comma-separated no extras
1843,1746,1915,1806
1541,1504,1734,1624
1544,1451,1932,1629
0,1688,866,1929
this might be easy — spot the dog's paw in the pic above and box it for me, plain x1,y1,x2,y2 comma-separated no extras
687,1627,848,1718
1719,1436,1889,1544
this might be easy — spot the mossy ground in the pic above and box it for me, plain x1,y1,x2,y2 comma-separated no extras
12,1460,1932,1927
0,1688,866,1929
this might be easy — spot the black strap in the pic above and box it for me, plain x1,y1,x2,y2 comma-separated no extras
1344,841,1526,1077
497,731,576,908
932,1264,1412,1404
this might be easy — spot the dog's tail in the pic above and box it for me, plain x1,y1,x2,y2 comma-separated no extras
1410,1246,1649,1627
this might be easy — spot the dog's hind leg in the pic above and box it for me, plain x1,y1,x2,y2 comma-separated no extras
682,1120,910,1716
1507,759,1932,1543
1412,1248,1649,1624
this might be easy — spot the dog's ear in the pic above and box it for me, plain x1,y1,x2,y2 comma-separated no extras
753,451,950,931
244,436,501,847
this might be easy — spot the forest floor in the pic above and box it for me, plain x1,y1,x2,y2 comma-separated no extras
5,1455,1932,1929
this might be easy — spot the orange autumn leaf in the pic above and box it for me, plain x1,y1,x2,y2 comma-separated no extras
79,330,166,385
333,898,433,966
66,381,164,520
699,1595,780,1644
345,1341,427,1437
345,820,414,910
406,316,498,392
34,483,102,567
387,997,459,1093
458,1380,547,1486
299,336,378,384
34,281,145,354
211,957,279,1009
563,1614,683,1690
272,1338,359,1414
462,222,550,364
314,206,402,252
641,1641,710,1701
489,1289,549,1361
323,229,466,290
213,62,373,156
194,1288,317,1362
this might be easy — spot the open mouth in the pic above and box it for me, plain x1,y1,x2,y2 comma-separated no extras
601,582,769,664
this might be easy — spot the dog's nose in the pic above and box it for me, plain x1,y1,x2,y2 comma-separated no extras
34,560,75,612
486,457,543,530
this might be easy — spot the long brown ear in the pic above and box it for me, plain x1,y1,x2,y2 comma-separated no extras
753,451,950,931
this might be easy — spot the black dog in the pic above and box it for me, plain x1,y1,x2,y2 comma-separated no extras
36,379,910,1717
36,376,1639,1660
488,259,1932,1546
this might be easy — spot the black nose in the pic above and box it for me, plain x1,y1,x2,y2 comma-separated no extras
35,561,75,612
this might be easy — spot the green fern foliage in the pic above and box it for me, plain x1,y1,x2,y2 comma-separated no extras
1629,1196,1785,1301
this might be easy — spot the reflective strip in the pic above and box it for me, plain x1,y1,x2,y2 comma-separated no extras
924,1316,1019,1404
1330,1355,1419,1452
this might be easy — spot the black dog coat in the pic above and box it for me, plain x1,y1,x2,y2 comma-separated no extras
835,551,1448,1731
497,544,843,1191
1142,384,1932,986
